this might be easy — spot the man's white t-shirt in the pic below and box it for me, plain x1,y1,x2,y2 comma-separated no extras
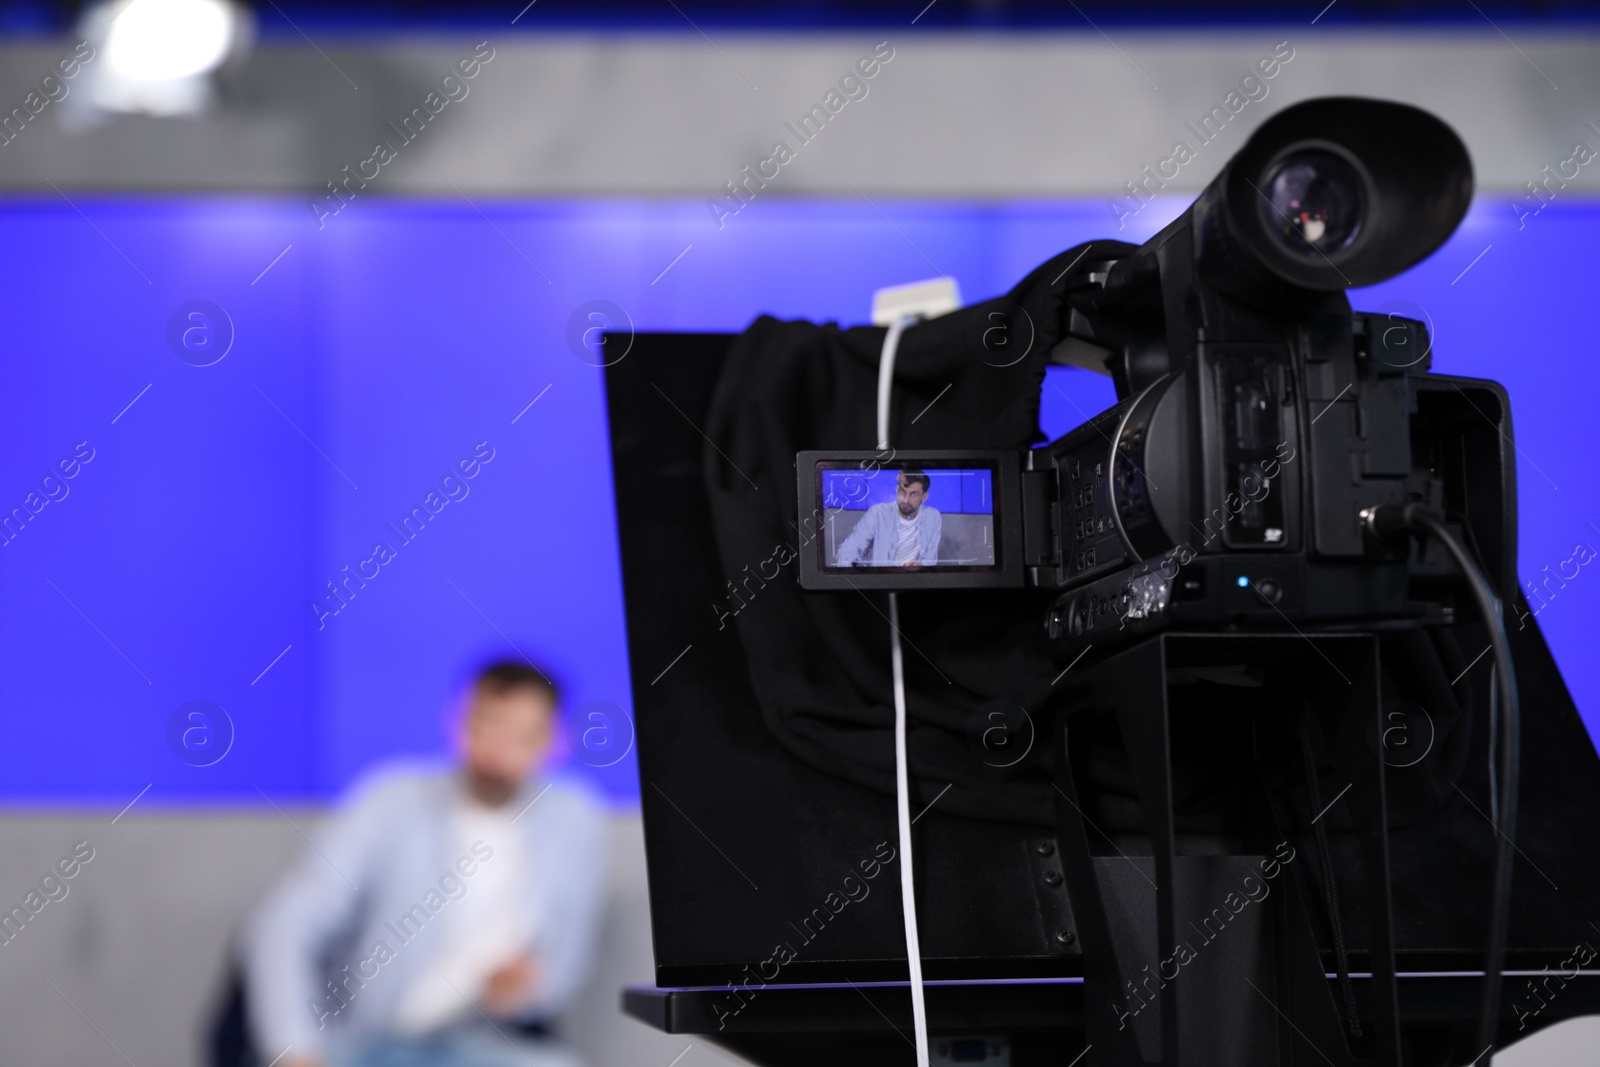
893,510,921,563
392,796,537,1034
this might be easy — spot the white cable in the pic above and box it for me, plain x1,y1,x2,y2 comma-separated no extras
888,592,928,1067
878,314,930,1067
877,316,909,454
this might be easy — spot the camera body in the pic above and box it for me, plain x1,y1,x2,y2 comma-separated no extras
796,97,1514,663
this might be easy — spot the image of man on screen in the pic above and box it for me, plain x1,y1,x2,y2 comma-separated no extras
834,469,943,568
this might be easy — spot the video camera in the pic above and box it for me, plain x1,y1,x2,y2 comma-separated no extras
796,98,1513,669
605,94,1600,1067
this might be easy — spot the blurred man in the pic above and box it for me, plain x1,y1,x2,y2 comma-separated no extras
835,468,943,568
244,661,607,1067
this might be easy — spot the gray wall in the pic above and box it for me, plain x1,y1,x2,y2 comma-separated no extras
0,811,743,1067
1,31,1598,198
827,508,993,566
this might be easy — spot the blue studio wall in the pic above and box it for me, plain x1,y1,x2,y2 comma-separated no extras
0,194,1596,809
822,468,995,513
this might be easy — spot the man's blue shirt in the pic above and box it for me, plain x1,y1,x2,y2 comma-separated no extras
834,502,942,566
242,763,606,1059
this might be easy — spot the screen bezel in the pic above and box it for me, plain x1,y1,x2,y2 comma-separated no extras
796,449,1026,591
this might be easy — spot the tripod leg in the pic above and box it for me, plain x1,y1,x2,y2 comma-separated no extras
1054,714,1153,1066
1312,643,1404,1066
1111,647,1182,1066
1274,635,1403,1066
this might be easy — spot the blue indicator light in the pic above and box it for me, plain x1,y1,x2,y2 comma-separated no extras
1237,575,1250,588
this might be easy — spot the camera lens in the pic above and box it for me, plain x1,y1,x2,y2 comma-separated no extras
1258,150,1365,257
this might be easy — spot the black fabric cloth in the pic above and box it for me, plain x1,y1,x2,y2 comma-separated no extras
701,248,1095,828
699,244,1479,832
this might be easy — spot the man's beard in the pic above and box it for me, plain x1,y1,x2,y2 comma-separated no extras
899,503,919,518
466,768,518,807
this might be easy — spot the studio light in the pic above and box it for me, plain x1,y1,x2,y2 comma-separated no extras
65,0,253,124
103,0,236,82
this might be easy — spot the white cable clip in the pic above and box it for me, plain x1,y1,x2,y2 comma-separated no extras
871,277,962,328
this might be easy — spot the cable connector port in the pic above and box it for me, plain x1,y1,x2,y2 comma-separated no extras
1360,501,1429,543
